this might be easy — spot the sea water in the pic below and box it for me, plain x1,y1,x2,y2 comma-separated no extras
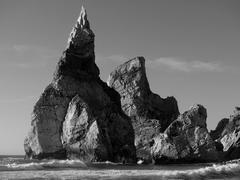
0,155,240,180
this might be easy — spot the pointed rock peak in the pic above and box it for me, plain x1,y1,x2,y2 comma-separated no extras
77,6,90,29
67,5,93,48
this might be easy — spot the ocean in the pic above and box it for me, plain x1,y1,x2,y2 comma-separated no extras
0,155,240,180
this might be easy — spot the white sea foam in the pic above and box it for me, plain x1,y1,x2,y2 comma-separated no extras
0,160,239,179
92,160,122,165
5,159,87,170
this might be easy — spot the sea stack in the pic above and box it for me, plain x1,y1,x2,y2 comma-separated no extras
108,57,179,162
24,6,136,163
151,104,218,163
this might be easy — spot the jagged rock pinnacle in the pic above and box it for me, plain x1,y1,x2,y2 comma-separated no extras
77,6,90,29
24,5,136,162
67,6,93,50
53,5,98,81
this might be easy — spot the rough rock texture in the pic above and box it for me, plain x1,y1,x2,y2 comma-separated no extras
151,104,218,163
210,118,229,141
61,95,108,161
24,6,136,163
107,57,179,161
213,107,240,160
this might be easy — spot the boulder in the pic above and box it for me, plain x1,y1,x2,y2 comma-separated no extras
24,6,136,163
151,104,218,163
107,57,179,162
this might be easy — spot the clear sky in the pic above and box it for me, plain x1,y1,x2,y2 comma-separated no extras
0,0,239,155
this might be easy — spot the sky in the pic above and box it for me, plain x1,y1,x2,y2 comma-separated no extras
0,0,239,155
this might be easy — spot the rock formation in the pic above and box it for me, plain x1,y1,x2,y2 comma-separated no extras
107,57,179,162
210,118,229,141
151,104,218,163
24,5,240,164
24,6,136,163
212,107,240,160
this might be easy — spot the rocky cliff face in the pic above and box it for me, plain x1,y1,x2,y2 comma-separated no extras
24,6,136,163
151,104,218,163
107,57,179,162
211,107,240,160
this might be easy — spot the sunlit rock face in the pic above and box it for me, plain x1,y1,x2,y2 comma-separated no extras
24,6,136,163
151,104,219,164
108,57,179,162
212,107,240,160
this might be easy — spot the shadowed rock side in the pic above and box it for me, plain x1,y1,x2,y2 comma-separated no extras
24,6,136,163
151,104,218,164
107,57,179,162
211,107,240,160
210,118,229,141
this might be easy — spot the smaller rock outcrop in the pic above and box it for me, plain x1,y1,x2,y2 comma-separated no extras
151,104,218,163
213,107,240,160
108,57,179,162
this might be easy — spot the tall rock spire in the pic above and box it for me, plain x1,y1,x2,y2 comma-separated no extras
77,6,90,29
24,6,136,163
67,6,94,53
54,6,98,80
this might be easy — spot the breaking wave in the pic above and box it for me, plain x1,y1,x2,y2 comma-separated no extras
0,159,87,171
0,158,240,179
148,162,240,179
